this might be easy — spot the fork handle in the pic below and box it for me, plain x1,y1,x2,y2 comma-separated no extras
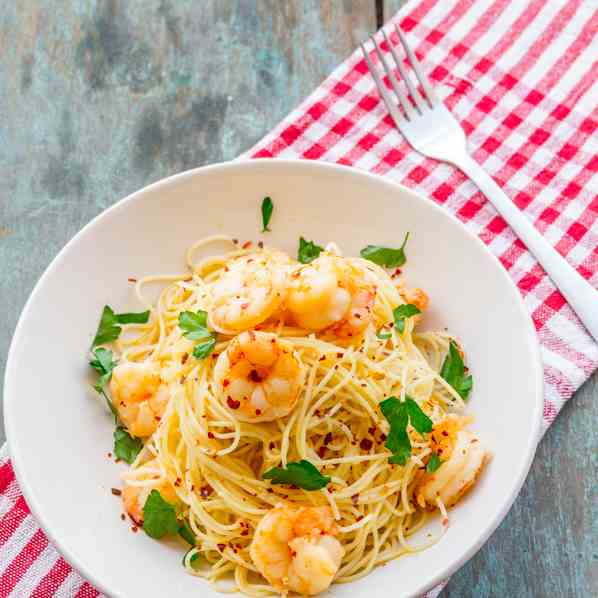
455,153,598,343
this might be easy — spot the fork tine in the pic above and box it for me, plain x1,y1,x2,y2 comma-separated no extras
360,43,408,125
395,25,437,106
382,29,425,112
370,36,415,119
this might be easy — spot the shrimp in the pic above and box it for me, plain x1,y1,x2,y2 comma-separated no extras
208,251,290,335
396,279,429,312
286,254,376,338
416,415,490,509
122,459,179,525
109,361,170,438
213,331,303,423
250,503,344,596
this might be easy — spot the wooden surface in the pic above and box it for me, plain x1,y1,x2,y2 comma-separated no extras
0,2,596,597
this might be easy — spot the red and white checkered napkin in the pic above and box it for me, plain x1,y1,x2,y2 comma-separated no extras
2,0,597,596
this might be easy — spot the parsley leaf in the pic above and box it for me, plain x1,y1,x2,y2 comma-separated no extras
426,453,442,473
360,232,410,268
143,490,181,539
89,347,118,417
179,310,216,359
379,395,433,465
263,459,330,490
113,425,142,464
192,337,216,359
377,329,392,340
261,196,273,232
297,237,324,264
178,519,197,546
179,310,210,340
393,303,421,334
92,305,150,347
380,397,410,465
440,340,473,401
404,397,433,434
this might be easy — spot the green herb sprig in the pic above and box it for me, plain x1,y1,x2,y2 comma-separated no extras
261,196,273,232
360,232,410,268
263,459,330,490
379,396,433,465
92,305,149,347
440,340,473,400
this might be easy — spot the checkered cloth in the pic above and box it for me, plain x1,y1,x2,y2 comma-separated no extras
1,1,597,596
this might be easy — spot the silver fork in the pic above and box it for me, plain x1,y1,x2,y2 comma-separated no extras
362,26,598,342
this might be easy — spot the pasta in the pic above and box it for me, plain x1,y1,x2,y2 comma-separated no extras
91,235,489,596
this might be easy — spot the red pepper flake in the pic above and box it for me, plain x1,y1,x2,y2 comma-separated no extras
324,432,332,445
255,409,262,416
131,525,138,533
359,438,373,451
249,369,263,382
368,427,376,435
379,433,387,442
127,277,138,283
317,446,326,458
258,241,264,249
351,494,359,506
217,543,226,552
208,431,215,439
471,439,478,443
241,529,249,536
442,431,448,437
241,241,252,249
222,378,230,387
200,485,213,498
267,488,274,493
268,441,275,450
174,478,182,487
442,518,449,527
111,488,122,496
394,268,402,277
319,355,326,362
232,238,239,245
227,397,241,409
356,515,364,521
181,353,189,364
120,513,126,521
107,452,112,458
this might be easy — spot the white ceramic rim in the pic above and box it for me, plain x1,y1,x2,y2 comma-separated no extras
4,159,544,598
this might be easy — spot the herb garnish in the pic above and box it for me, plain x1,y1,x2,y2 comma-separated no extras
393,303,421,334
297,237,324,264
360,232,410,268
178,310,216,359
92,305,150,347
263,459,330,490
377,329,392,340
142,490,196,545
113,426,142,464
440,340,473,401
426,453,442,473
89,347,118,417
379,396,433,465
261,196,273,232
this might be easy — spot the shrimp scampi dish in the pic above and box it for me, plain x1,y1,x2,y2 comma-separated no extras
88,229,489,597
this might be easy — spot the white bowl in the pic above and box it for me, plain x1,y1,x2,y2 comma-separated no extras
4,159,543,598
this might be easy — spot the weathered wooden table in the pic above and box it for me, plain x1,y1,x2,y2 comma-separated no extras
1,2,596,596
